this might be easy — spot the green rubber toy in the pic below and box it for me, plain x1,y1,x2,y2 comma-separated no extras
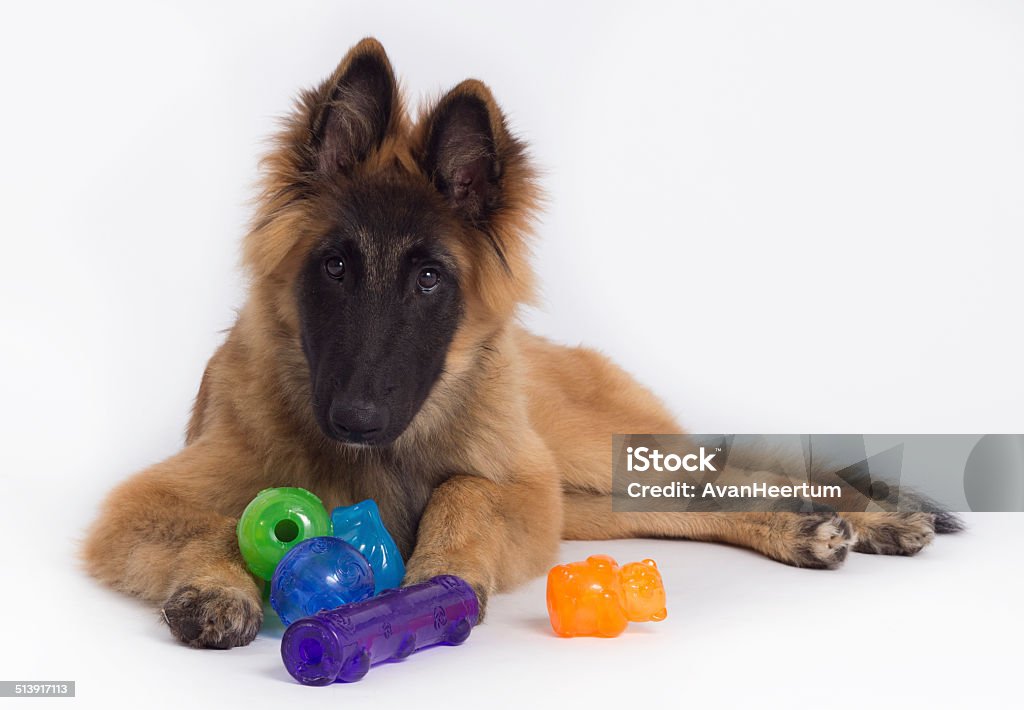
237,487,332,580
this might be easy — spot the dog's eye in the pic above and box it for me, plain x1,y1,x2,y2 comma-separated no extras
324,257,345,280
417,268,440,292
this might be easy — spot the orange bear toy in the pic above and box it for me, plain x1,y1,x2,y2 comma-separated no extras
546,555,667,637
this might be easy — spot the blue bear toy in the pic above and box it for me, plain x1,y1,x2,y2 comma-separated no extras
331,499,406,594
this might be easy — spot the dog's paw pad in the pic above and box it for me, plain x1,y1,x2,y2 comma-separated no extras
789,513,855,569
402,562,490,624
852,512,937,556
162,583,262,649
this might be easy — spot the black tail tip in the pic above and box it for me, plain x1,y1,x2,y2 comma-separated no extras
934,512,966,534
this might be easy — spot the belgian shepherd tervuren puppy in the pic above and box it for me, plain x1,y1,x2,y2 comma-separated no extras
83,38,961,649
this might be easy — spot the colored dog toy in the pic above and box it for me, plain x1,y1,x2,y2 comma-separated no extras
546,555,667,637
281,575,479,685
271,536,376,626
331,500,406,594
237,487,333,580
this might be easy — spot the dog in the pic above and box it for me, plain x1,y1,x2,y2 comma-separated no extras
82,38,962,649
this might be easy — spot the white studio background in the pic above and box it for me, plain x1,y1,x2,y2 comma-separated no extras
0,2,1021,709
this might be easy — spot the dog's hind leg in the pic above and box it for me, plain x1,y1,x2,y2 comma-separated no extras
833,483,964,555
562,489,855,569
841,510,963,555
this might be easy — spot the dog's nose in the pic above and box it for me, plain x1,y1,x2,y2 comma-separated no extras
329,401,389,443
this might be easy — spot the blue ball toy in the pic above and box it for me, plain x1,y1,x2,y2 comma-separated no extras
270,536,375,626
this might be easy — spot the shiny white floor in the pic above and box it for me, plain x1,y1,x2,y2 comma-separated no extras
5,513,1018,709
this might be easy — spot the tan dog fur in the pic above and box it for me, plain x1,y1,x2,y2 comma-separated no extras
83,39,952,649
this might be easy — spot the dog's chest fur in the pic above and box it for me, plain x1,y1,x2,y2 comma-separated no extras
307,449,445,560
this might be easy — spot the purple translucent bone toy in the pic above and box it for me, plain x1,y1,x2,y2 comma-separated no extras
281,575,479,685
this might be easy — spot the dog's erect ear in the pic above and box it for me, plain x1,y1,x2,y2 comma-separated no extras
418,80,519,226
311,38,398,174
412,79,539,313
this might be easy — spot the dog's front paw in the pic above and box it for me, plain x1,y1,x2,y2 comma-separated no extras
162,580,262,649
403,557,491,624
846,512,937,556
774,513,855,570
